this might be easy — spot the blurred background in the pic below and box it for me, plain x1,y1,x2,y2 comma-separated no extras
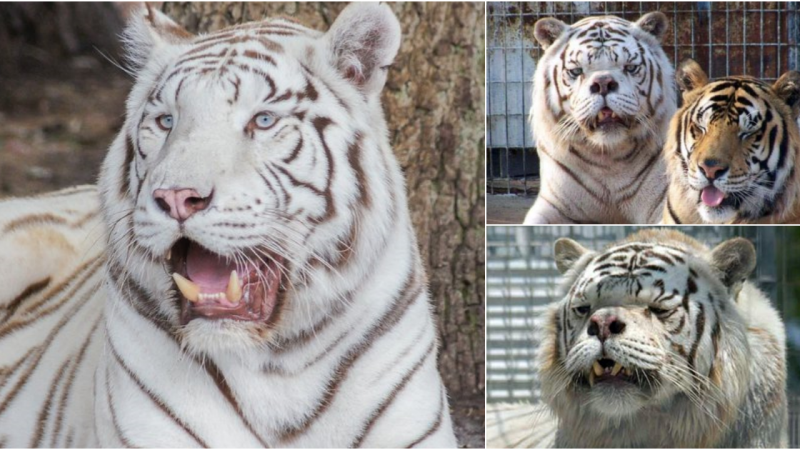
0,3,485,447
485,2,800,224
487,226,800,446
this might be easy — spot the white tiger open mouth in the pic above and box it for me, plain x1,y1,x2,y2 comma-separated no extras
167,238,284,325
590,107,628,130
586,358,638,387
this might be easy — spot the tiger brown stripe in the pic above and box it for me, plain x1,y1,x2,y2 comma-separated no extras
279,268,423,442
106,335,209,448
351,339,436,447
48,317,103,448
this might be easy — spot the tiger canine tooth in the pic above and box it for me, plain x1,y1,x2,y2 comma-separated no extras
172,273,199,302
588,371,595,387
226,270,242,303
611,362,623,376
592,361,603,376
166,248,172,260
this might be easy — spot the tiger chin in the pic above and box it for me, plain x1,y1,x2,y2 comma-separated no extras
522,13,677,224
663,59,800,224
0,4,457,448
536,229,787,447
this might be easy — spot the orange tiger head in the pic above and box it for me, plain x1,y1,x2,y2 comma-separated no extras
666,59,800,223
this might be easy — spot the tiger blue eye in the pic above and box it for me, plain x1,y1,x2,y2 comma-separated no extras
157,114,174,130
624,65,638,73
569,68,583,77
254,113,276,129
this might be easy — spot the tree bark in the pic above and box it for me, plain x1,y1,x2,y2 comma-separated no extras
162,2,486,399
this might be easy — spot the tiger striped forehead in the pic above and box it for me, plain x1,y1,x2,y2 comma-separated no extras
98,4,408,350
534,13,675,149
566,240,728,313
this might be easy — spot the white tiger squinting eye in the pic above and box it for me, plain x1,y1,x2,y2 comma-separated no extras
568,67,583,77
253,113,277,130
573,305,590,315
156,114,174,131
624,64,638,73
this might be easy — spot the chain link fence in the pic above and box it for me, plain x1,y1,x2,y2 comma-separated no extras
487,226,800,446
486,2,800,196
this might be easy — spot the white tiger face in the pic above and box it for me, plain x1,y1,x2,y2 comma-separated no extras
539,231,754,419
100,5,402,354
533,13,674,149
668,59,800,223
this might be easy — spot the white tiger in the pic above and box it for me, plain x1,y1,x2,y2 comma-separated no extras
522,13,676,224
0,4,457,447
487,229,787,448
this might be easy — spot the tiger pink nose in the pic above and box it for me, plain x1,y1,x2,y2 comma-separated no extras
153,188,212,222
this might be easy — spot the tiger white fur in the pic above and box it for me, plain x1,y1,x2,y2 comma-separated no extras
487,229,787,448
0,4,457,447
522,13,677,224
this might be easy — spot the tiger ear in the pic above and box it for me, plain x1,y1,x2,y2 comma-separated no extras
635,12,668,42
554,238,589,274
676,59,709,98
325,3,401,96
773,71,800,118
710,238,756,289
534,18,569,50
123,4,193,71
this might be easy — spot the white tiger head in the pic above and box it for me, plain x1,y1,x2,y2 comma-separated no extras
98,5,404,355
532,13,675,150
538,230,752,422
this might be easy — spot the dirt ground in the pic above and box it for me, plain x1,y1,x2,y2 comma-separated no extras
487,193,535,225
0,64,131,198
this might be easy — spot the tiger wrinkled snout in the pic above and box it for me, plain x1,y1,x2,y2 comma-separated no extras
589,74,618,96
587,312,626,342
153,188,213,222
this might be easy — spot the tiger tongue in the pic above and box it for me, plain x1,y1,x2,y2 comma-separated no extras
186,244,240,291
701,186,725,207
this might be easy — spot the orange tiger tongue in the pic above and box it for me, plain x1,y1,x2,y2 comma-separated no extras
701,186,725,207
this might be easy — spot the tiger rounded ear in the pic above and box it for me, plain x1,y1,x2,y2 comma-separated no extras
635,11,668,42
710,238,756,288
534,18,569,50
676,59,709,97
123,4,193,70
554,238,589,274
325,3,401,96
773,71,800,117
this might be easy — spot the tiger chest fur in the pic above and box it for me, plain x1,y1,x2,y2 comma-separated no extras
522,13,677,225
539,229,787,447
0,4,456,448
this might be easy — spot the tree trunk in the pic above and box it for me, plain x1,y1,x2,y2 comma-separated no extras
161,2,486,400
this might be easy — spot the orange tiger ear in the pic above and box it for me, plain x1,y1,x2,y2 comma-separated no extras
710,238,756,290
773,71,800,118
325,3,401,96
554,238,589,274
676,59,709,98
534,18,568,50
635,12,668,42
